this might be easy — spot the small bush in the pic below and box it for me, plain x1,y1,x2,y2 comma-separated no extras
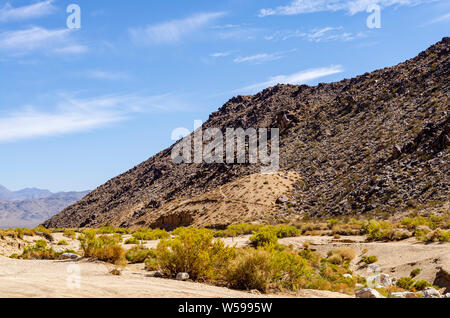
124,237,140,245
327,253,343,265
328,247,356,262
413,280,432,291
157,228,235,280
363,220,394,241
224,249,273,292
410,268,421,278
126,246,156,264
274,225,300,238
250,228,278,247
144,257,159,271
20,240,57,260
78,231,126,265
361,255,378,264
440,230,450,242
132,229,169,241
64,229,76,239
396,277,415,290
57,240,68,246
215,223,265,238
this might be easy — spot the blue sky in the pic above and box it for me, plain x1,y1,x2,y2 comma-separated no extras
0,0,448,192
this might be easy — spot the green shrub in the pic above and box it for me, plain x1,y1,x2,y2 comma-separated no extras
250,228,278,247
439,230,450,242
156,228,235,280
274,225,300,238
126,246,156,264
361,255,378,264
20,240,57,260
214,223,264,238
63,229,76,239
124,237,140,245
328,247,356,262
410,268,421,278
363,220,394,241
78,231,126,265
224,249,273,292
132,229,169,241
327,253,343,265
413,280,432,291
144,257,160,271
396,277,415,290
57,240,68,246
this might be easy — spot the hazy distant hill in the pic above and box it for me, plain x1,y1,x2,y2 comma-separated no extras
44,38,449,229
0,185,53,201
0,187,89,228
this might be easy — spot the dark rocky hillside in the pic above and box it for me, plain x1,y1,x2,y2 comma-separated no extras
44,38,449,229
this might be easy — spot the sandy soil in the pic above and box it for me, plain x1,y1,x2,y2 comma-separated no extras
0,256,351,298
1,233,448,298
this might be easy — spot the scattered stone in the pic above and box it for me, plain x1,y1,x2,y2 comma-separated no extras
367,273,392,288
422,287,442,298
393,229,413,241
390,291,416,298
444,293,450,298
276,195,289,204
59,253,81,260
153,271,165,278
355,288,385,298
367,264,381,274
343,274,352,279
176,272,190,281
250,289,261,295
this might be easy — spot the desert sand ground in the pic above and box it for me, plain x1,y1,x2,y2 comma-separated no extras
0,255,351,298
0,233,448,298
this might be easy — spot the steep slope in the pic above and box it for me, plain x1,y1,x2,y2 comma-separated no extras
0,191,90,228
44,38,449,229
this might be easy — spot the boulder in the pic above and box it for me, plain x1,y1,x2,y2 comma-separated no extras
367,273,392,288
176,272,190,281
343,274,352,279
421,287,442,298
276,195,289,204
59,253,81,260
355,288,385,298
433,266,450,294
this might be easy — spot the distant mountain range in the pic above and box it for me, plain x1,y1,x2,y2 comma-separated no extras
0,185,89,228
0,185,54,201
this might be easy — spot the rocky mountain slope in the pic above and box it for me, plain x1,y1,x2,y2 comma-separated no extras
0,190,90,228
44,38,449,229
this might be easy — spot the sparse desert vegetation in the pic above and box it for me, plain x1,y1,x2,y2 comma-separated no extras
1,211,449,298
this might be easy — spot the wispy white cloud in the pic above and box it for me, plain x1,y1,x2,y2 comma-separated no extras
210,51,231,58
0,93,188,143
0,0,55,22
268,27,366,42
129,12,226,45
423,12,450,25
86,70,131,81
234,53,283,64
0,27,87,55
238,65,344,93
259,0,434,17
